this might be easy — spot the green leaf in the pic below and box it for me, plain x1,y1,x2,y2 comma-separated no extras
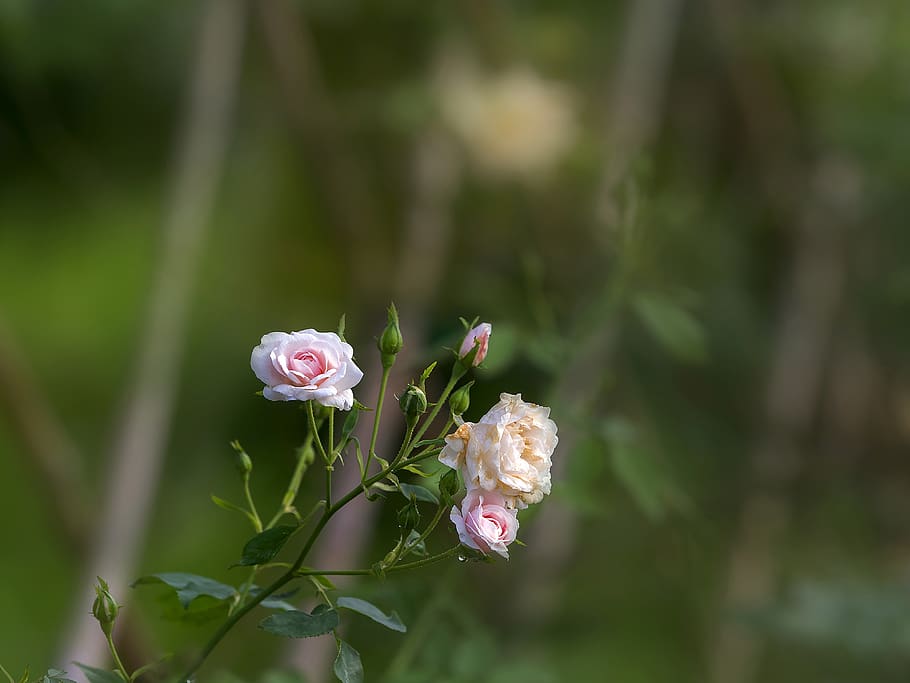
211,494,254,517
74,665,122,683
0,665,15,683
403,529,427,558
341,407,360,445
237,525,297,566
372,480,398,493
418,361,437,387
41,670,76,683
132,572,237,609
259,605,339,638
400,464,432,477
399,483,438,505
412,438,446,448
333,640,363,683
633,293,707,364
337,596,407,633
251,586,298,611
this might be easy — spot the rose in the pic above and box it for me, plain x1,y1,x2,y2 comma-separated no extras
251,329,363,410
450,489,519,559
459,322,492,366
439,393,558,508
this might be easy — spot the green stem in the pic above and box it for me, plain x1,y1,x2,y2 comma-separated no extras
307,401,328,463
412,365,463,444
242,474,262,534
327,407,335,460
181,422,419,680
267,431,315,529
366,365,392,475
294,545,462,577
105,633,130,682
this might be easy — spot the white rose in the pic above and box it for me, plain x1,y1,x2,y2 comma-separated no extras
440,393,558,508
250,329,363,410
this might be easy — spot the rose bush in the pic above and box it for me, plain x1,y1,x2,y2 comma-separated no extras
450,489,519,559
440,392,558,509
251,329,363,410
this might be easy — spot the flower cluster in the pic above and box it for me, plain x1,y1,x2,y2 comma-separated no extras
250,319,558,561
440,390,558,558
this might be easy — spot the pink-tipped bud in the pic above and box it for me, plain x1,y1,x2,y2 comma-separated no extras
459,323,492,367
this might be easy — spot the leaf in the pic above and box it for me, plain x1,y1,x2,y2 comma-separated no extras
74,665,122,683
259,605,339,638
418,361,437,387
0,665,15,683
341,407,360,445
372,481,398,493
403,529,427,558
333,640,363,683
210,494,256,521
251,586,298,611
41,671,76,683
132,572,237,609
412,438,446,449
399,483,438,505
337,597,407,633
237,525,297,566
633,293,707,364
400,464,432,477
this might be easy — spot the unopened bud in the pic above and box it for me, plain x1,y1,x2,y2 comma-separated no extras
92,577,118,637
397,499,421,531
399,384,428,420
448,381,474,416
438,469,460,502
378,303,404,368
458,322,492,368
231,441,252,476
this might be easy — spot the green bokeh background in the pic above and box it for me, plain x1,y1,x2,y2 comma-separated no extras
2,1,910,682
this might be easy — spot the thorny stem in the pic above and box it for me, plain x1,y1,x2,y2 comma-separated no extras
293,545,462,577
266,431,315,529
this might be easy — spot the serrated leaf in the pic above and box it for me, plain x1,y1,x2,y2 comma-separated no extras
259,606,339,638
74,665,122,683
237,525,297,566
337,596,407,633
633,293,707,364
333,640,363,683
399,483,438,505
132,573,237,609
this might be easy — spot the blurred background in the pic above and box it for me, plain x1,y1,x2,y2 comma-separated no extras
2,0,909,682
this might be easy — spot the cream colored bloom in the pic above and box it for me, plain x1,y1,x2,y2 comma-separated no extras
440,393,558,509
436,57,576,178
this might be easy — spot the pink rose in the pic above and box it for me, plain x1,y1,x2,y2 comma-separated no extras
251,329,363,410
450,489,519,559
459,322,492,366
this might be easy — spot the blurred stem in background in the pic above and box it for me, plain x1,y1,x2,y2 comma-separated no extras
514,0,685,626
56,0,247,674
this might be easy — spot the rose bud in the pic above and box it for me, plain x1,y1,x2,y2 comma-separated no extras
458,323,492,367
378,303,404,368
399,384,428,421
92,577,119,637
448,381,474,416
